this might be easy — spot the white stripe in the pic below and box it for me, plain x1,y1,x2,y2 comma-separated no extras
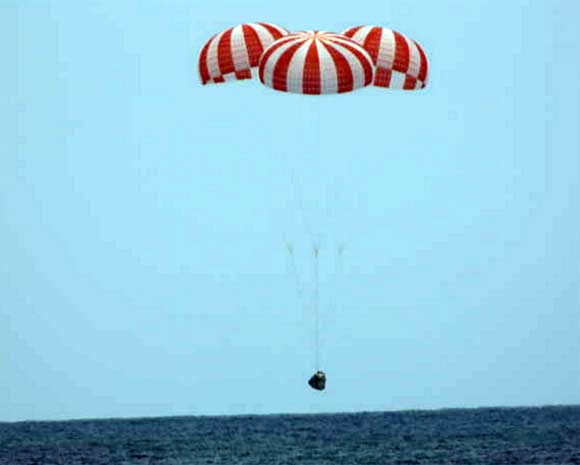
376,28,396,71
351,25,374,45
330,36,374,62
390,70,406,89
327,34,361,48
262,38,301,89
212,72,240,83
250,23,277,50
415,41,428,81
287,32,306,41
230,25,251,72
206,29,228,79
326,40,366,90
316,39,337,94
286,39,311,93
405,35,420,78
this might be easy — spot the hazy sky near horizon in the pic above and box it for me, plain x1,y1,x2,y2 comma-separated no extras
2,0,579,422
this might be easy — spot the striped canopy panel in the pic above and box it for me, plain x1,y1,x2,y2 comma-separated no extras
342,25,428,90
199,23,289,84
258,31,374,95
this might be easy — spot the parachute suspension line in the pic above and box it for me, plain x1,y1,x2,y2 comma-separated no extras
286,242,307,314
290,168,316,248
313,244,320,371
281,150,320,370
332,242,345,318
279,149,316,247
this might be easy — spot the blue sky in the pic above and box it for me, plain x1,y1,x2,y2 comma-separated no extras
1,0,579,422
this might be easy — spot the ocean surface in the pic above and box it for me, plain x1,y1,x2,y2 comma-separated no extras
1,406,579,465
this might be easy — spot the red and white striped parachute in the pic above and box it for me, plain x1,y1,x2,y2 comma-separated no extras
258,31,374,95
198,23,289,85
196,22,430,389
342,25,428,90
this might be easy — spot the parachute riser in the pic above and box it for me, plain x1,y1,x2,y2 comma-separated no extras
313,244,320,371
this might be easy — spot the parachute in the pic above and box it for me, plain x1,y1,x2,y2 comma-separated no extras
198,23,289,84
342,25,429,90
258,31,374,94
197,23,429,391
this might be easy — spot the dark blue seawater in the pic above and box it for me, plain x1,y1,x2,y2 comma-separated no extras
1,406,579,464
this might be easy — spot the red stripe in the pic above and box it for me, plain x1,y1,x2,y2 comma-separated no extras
342,26,362,39
362,27,381,63
270,41,305,92
374,68,392,88
235,69,252,80
403,75,417,90
302,40,321,94
332,39,374,86
257,22,287,40
392,31,410,73
217,28,235,76
242,24,264,66
258,36,300,83
414,40,428,83
198,37,212,84
321,41,354,93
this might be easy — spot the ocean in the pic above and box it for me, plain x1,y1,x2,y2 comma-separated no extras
1,406,578,464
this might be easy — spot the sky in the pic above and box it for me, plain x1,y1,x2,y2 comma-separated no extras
1,0,579,422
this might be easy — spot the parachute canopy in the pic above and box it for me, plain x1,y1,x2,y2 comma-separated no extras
198,22,289,84
342,25,428,90
258,31,374,95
